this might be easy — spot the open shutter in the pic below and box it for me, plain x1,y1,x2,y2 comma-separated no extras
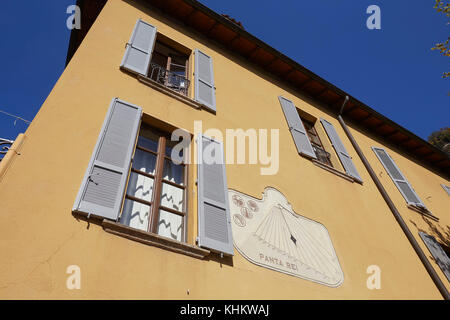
194,49,216,112
372,147,425,208
120,19,157,76
73,98,142,220
197,134,233,256
321,118,362,182
441,184,450,196
419,232,450,282
278,96,316,159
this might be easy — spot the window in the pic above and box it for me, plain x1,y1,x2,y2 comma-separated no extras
301,118,333,167
119,123,187,242
278,96,362,182
73,98,233,256
148,41,190,96
372,147,426,210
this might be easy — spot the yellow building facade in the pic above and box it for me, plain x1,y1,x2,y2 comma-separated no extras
0,0,449,299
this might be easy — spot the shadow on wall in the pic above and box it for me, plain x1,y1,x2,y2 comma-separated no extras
409,218,450,250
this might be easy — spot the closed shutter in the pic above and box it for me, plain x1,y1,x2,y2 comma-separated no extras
194,49,216,112
441,184,450,196
320,118,362,182
73,98,142,220
120,19,157,76
372,147,425,208
278,96,316,159
419,232,450,282
197,134,233,256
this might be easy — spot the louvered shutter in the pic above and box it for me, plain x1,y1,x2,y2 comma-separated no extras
372,147,425,208
120,19,157,76
73,98,142,220
320,118,362,182
194,49,216,112
197,134,233,256
419,232,450,282
278,96,316,159
441,184,450,196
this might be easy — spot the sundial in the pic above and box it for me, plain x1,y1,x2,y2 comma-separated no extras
229,187,344,287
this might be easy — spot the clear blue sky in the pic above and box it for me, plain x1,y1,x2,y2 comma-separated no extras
0,0,448,142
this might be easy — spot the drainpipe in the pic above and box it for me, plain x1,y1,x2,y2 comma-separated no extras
337,96,450,300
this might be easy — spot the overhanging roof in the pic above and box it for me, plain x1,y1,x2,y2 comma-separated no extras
66,0,450,178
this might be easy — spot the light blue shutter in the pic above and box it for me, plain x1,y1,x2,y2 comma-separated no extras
194,49,216,112
320,118,362,182
120,19,157,76
197,134,233,256
278,96,316,159
419,232,450,282
73,98,142,220
372,147,425,208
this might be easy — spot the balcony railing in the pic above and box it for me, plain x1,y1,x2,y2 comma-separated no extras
149,63,190,96
0,138,14,162
313,146,332,166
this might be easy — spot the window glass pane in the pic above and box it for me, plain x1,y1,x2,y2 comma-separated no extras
302,120,314,132
157,209,183,241
170,60,186,77
165,139,184,159
163,159,184,185
126,172,154,202
171,55,187,67
150,50,168,69
133,149,157,175
160,182,184,212
137,136,158,152
138,124,159,152
308,132,321,145
120,199,151,232
303,122,312,131
313,146,332,167
167,73,188,91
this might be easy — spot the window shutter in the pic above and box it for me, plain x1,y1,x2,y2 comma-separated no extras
73,98,142,220
441,184,450,196
419,232,450,282
320,118,362,182
278,96,317,159
194,49,216,112
197,134,233,256
120,19,157,76
372,147,425,208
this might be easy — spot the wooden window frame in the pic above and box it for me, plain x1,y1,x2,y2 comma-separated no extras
122,125,188,242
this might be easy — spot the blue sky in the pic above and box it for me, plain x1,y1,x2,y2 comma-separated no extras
0,0,448,142
0,0,75,140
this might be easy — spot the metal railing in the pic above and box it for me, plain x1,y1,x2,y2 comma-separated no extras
149,63,190,96
0,138,14,162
